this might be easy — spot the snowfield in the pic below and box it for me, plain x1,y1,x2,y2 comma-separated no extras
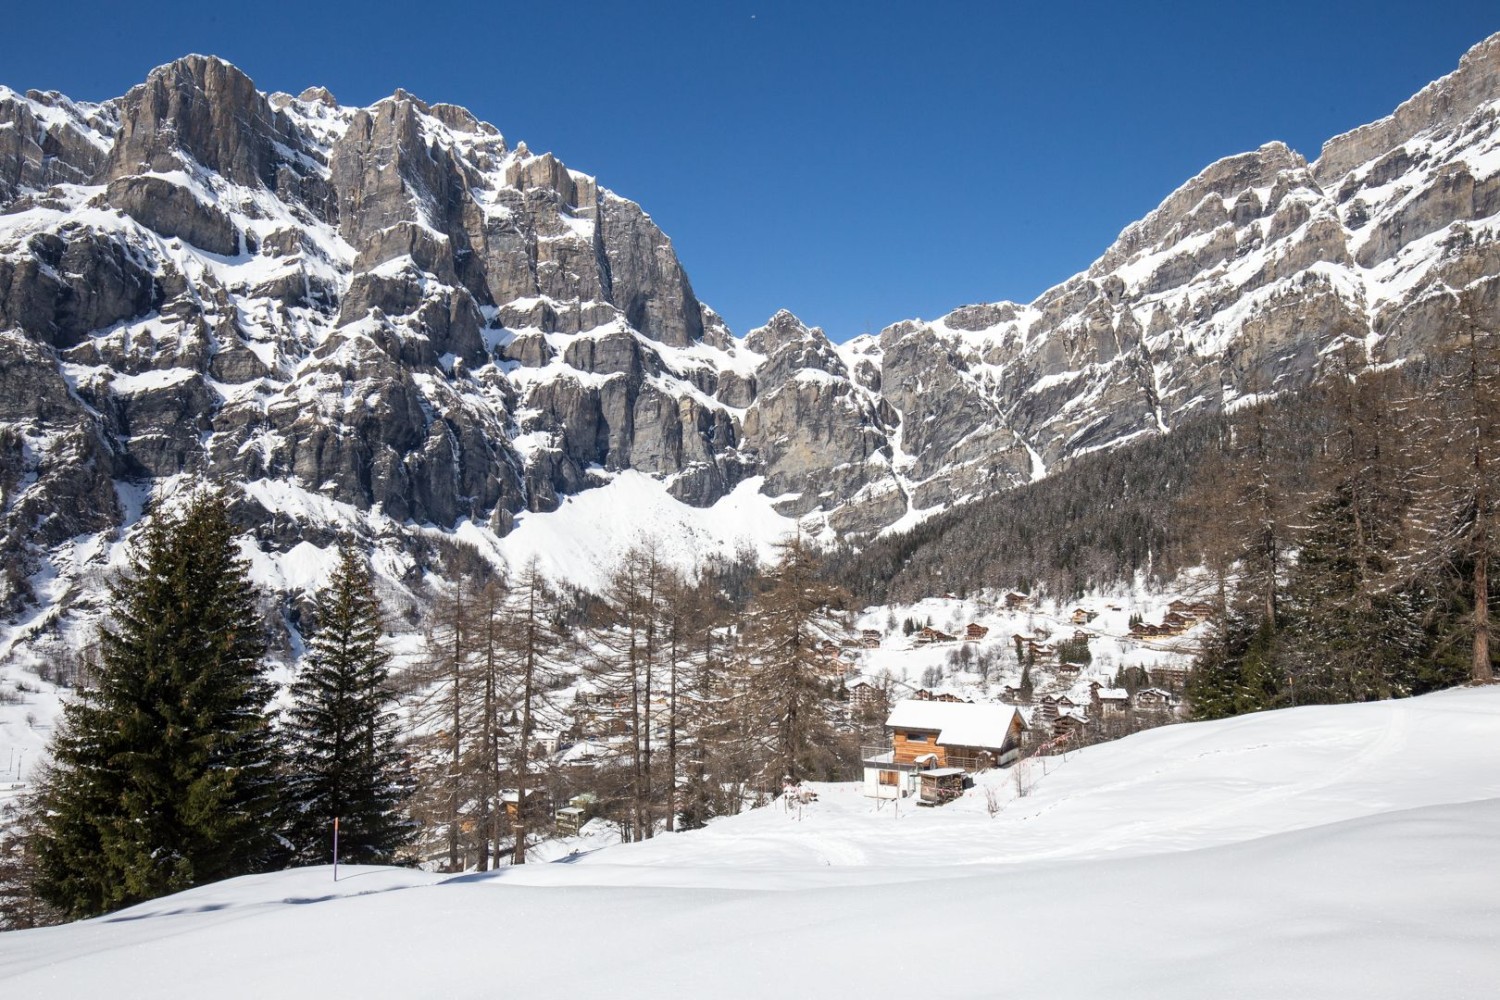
3,687,1498,998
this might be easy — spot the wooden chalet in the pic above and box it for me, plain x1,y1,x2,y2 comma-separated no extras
1135,687,1175,712
847,680,885,710
1070,607,1099,625
1004,591,1033,610
911,688,969,704
1091,686,1131,716
1071,629,1093,643
1053,712,1091,742
1036,694,1078,725
964,622,990,641
913,626,958,645
861,629,883,649
862,699,1028,799
500,787,546,820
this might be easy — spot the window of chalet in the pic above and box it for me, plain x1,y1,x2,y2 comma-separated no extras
878,770,898,786
902,731,928,742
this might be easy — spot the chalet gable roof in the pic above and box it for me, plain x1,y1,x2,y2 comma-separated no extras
886,698,1026,750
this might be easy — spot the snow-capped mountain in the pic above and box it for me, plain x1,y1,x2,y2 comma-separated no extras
2,34,1500,660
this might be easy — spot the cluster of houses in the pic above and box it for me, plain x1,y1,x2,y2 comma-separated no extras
1010,626,1094,667
1129,600,1214,639
910,622,990,646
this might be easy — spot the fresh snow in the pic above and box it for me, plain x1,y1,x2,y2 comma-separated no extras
2,688,1497,998
477,470,796,590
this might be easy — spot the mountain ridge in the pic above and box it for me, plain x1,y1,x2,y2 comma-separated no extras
2,34,1499,663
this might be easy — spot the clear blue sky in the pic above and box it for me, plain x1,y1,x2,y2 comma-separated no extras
5,2,1497,341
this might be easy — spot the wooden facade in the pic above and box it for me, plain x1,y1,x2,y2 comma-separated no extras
891,715,1026,771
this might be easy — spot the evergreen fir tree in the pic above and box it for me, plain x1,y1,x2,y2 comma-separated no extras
283,542,414,865
31,488,282,918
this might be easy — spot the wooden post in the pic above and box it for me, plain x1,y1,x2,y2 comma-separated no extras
332,816,340,882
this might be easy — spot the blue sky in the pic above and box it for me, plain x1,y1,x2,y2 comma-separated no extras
5,2,1497,341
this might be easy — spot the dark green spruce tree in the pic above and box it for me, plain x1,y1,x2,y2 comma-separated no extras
31,488,283,919
282,543,414,865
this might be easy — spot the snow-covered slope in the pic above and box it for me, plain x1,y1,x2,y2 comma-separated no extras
3,688,1497,999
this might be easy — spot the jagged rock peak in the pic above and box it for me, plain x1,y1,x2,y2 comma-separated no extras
102,54,298,189
297,85,337,107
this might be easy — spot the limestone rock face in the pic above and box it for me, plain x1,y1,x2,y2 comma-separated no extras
102,55,299,189
0,88,115,202
105,174,242,256
4,35,1500,646
740,312,896,516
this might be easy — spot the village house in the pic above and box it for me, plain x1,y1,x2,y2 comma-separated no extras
1168,600,1215,619
500,787,547,821
911,688,970,704
1036,694,1078,726
965,622,990,641
1023,638,1056,661
847,679,885,711
1004,591,1033,611
1090,686,1131,717
1070,607,1099,625
913,626,958,646
1151,663,1191,690
861,629,883,649
1135,687,1176,712
862,699,1029,800
1053,712,1091,743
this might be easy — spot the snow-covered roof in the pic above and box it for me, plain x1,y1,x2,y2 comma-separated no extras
886,699,1025,750
1096,688,1130,701
920,767,966,778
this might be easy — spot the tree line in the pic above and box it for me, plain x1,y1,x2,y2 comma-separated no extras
1185,320,1497,714
399,533,861,873
0,500,864,926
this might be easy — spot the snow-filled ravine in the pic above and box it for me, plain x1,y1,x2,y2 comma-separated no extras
3,687,1498,999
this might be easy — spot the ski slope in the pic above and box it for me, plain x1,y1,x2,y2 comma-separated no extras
2,687,1498,999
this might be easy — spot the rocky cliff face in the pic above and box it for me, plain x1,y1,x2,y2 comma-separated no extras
2,36,1500,656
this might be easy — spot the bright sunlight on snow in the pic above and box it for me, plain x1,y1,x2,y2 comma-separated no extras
2,687,1497,999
